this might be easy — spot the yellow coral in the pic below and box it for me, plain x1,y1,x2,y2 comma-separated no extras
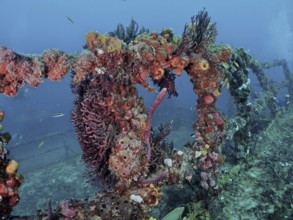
0,110,4,121
213,89,221,97
6,160,19,175
86,31,100,50
196,58,210,74
142,183,161,206
201,149,208,157
170,56,189,75
105,37,122,52
152,68,165,80
86,32,122,53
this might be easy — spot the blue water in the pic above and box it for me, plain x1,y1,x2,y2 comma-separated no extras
1,0,292,148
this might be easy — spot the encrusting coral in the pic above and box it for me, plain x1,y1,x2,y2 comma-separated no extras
0,10,236,218
0,47,70,96
0,112,24,216
5,160,18,175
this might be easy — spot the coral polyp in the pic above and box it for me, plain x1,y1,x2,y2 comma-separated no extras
192,57,210,74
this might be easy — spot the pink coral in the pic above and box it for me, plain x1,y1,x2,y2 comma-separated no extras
213,112,224,126
42,49,70,80
71,76,116,186
57,200,77,218
0,47,70,96
204,95,214,105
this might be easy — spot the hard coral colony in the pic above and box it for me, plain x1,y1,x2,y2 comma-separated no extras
0,10,233,218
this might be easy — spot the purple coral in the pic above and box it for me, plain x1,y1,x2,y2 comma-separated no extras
71,74,116,187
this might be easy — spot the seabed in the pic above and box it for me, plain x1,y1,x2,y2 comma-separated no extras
11,105,293,219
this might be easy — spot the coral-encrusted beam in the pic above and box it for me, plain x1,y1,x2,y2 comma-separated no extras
0,47,70,96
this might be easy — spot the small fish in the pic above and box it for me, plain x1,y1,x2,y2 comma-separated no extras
219,78,230,91
233,61,240,68
221,62,229,69
12,133,23,145
38,140,45,148
66,16,74,24
52,113,65,118
275,98,288,107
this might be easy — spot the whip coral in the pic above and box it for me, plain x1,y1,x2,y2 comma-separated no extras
175,9,217,55
109,18,150,44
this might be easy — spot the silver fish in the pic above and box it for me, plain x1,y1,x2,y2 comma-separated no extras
51,113,65,118
66,16,74,24
37,140,45,148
